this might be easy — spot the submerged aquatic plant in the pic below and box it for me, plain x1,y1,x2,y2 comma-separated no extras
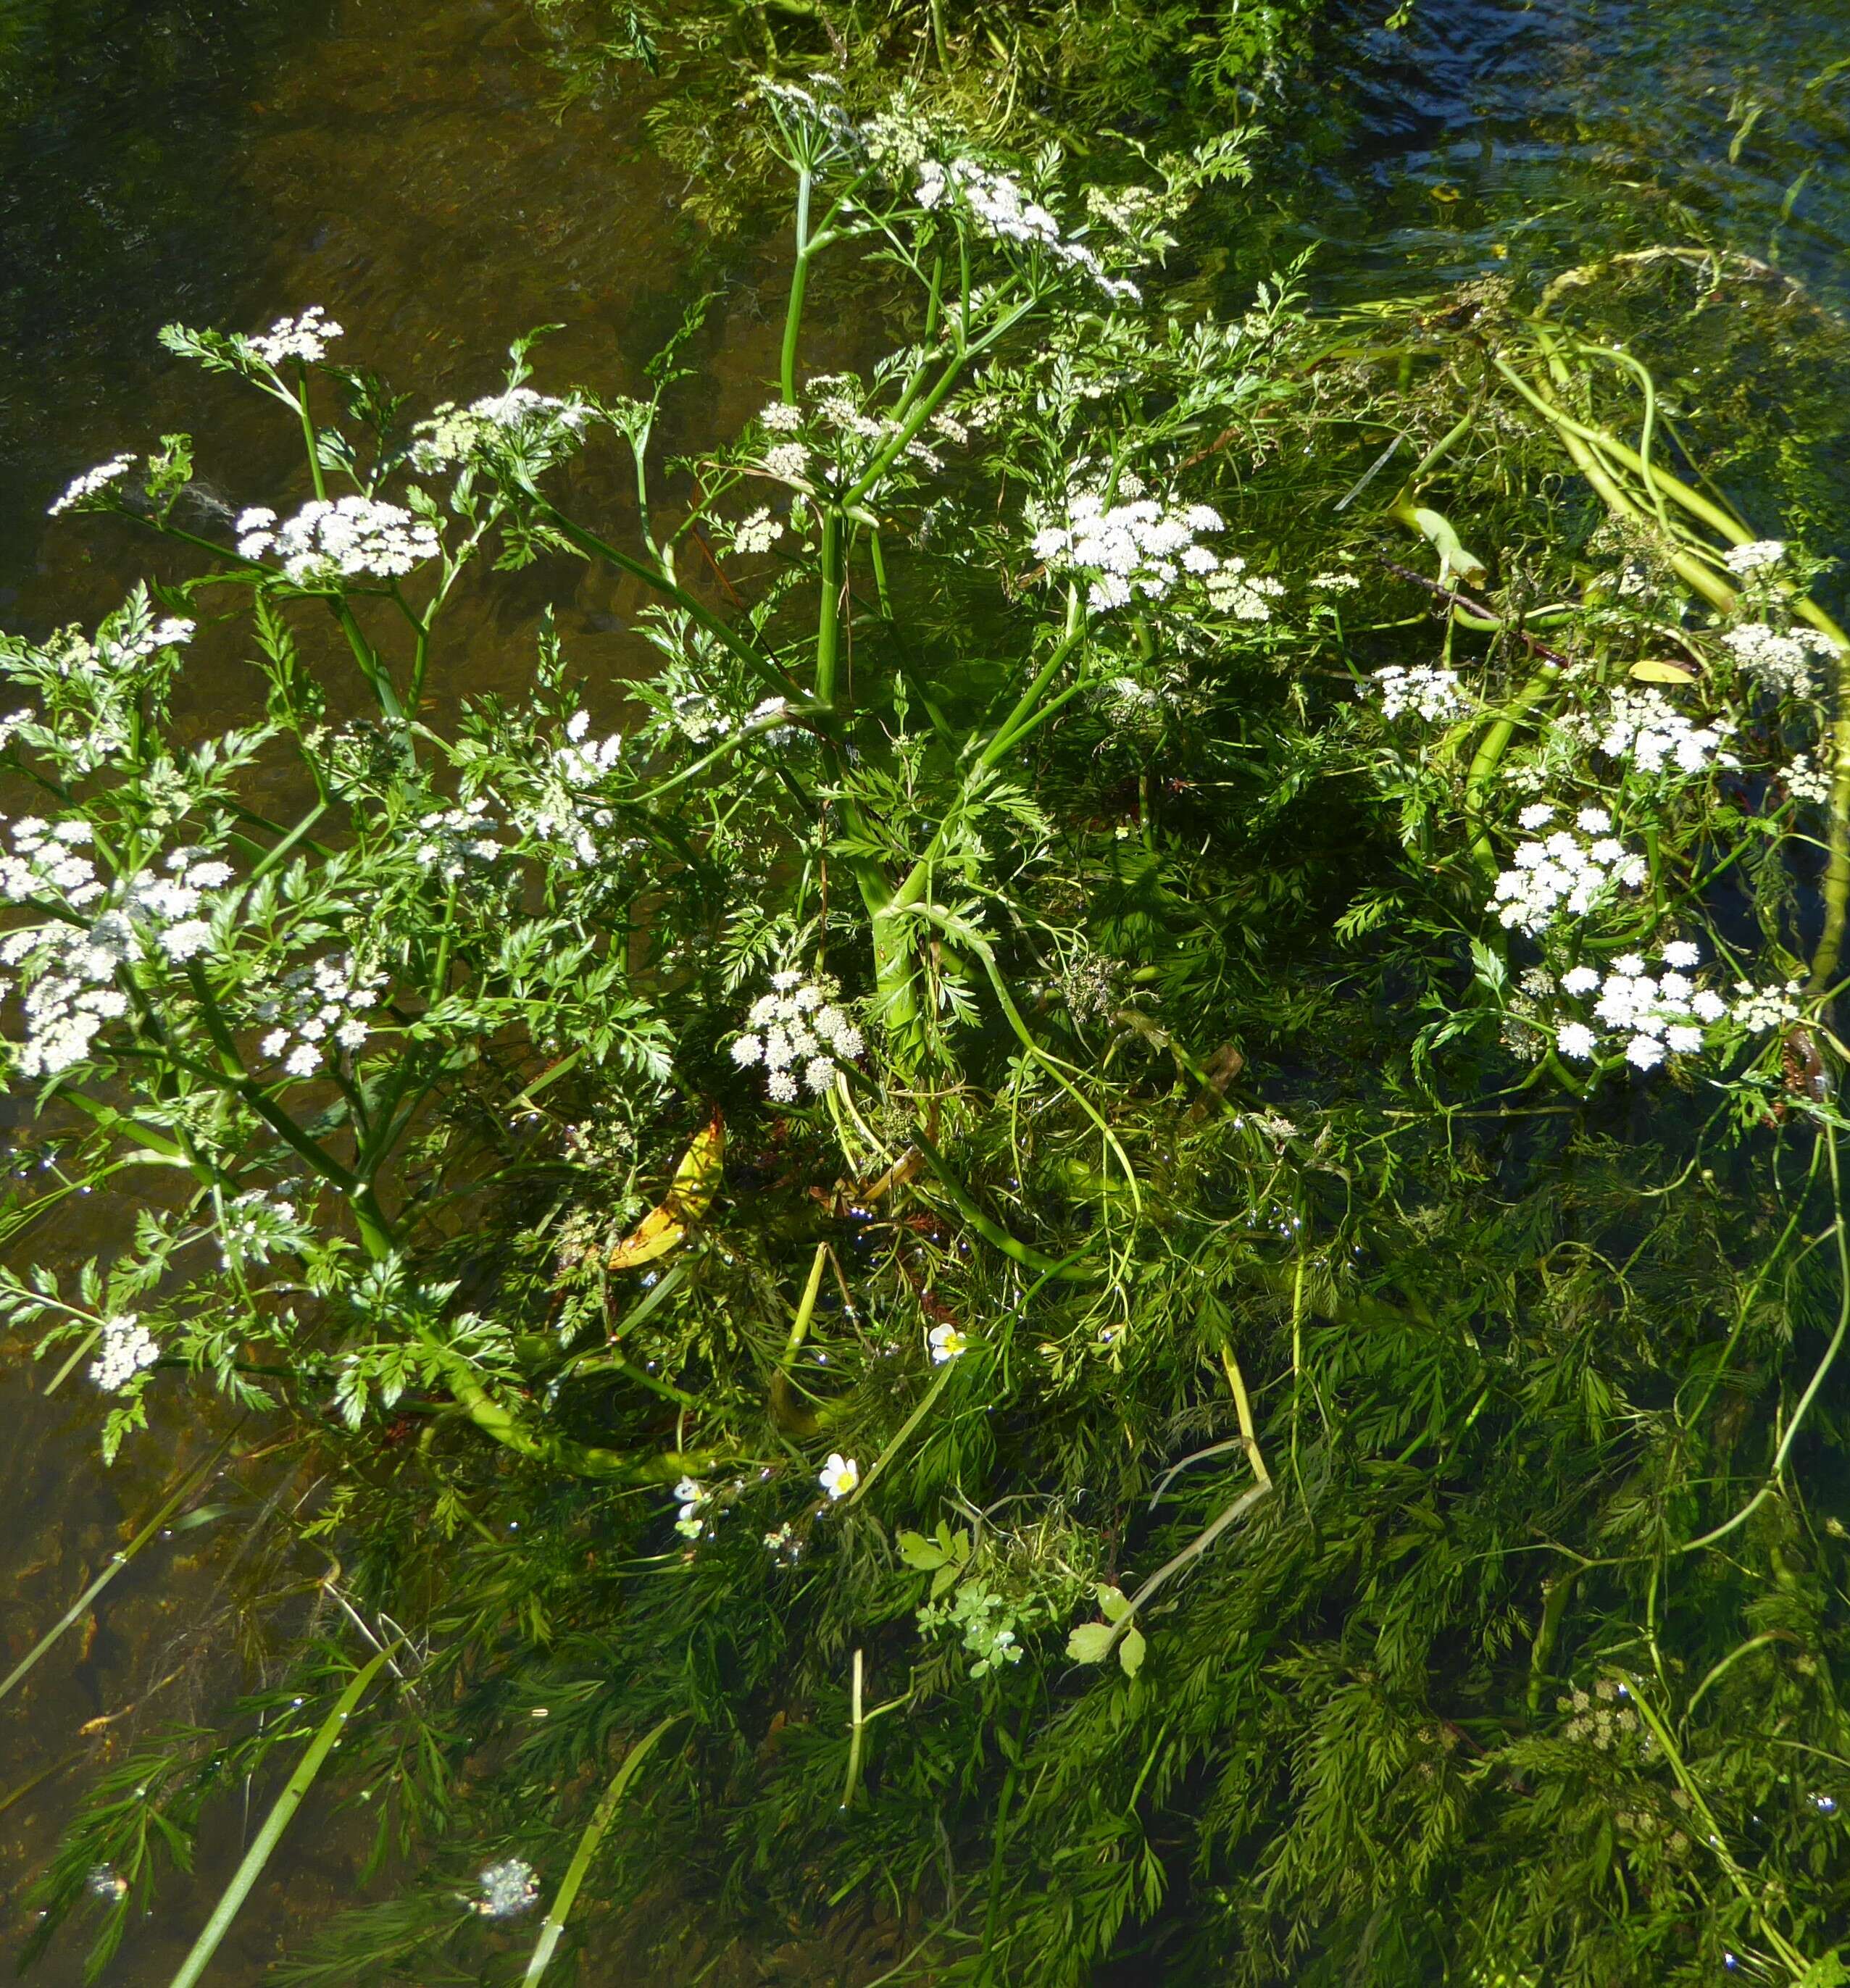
9,91,1850,1988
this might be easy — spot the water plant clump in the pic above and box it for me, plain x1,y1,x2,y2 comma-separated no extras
9,81,1850,1988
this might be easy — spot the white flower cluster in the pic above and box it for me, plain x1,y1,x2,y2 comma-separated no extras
1491,807,1646,935
1371,665,1464,722
245,306,343,367
1787,752,1833,803
760,401,804,433
1590,686,1736,777
915,159,1139,302
762,441,812,484
256,953,384,1079
0,830,236,1074
409,385,588,470
515,711,625,866
1721,622,1839,698
731,970,864,1103
89,1314,158,1393
219,1188,306,1268
1554,943,1723,1072
1031,482,1224,612
1730,979,1806,1035
48,453,136,518
730,506,786,556
412,798,502,881
1205,558,1286,623
1310,569,1361,592
470,1859,540,1920
1722,539,1786,577
236,495,441,583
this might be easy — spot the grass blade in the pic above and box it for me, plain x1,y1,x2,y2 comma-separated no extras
0,1444,226,1708
522,1711,686,1984
166,1646,394,1988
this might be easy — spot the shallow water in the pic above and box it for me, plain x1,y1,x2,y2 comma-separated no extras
1,0,1846,1977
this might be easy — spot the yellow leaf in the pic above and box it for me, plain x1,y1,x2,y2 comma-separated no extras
1629,658,1699,683
607,1109,725,1269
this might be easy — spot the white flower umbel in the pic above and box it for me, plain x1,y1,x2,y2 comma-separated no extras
0,830,237,1076
470,1859,540,1920
915,158,1139,302
1722,540,1787,576
513,711,626,866
409,385,589,471
48,453,136,518
1585,687,1736,777
1731,979,1806,1035
254,952,385,1078
1786,751,1833,803
246,306,344,368
1550,940,1778,1074
732,969,864,1105
819,1452,859,1500
1721,622,1839,698
89,1314,158,1392
1370,665,1464,722
1205,558,1286,623
928,1323,969,1363
236,495,441,584
728,506,786,556
1031,483,1225,613
412,798,503,881
1489,819,1648,937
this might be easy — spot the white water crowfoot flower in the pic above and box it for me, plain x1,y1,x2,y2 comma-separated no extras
819,1453,859,1500
1031,480,1225,611
1370,665,1464,722
89,1315,158,1393
1491,816,1647,936
470,1859,540,1920
236,495,441,584
928,1323,969,1363
48,453,137,517
733,969,864,1103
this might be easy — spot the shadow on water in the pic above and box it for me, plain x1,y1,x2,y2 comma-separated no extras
2,0,1850,1978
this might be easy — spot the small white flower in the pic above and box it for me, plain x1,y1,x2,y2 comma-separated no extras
158,920,213,962
1575,806,1612,833
1661,940,1701,969
283,1044,321,1078
1625,1035,1666,1072
1561,966,1601,997
1557,1022,1598,1061
819,1453,859,1500
88,1314,159,1392
1518,804,1555,831
49,454,136,517
928,1323,968,1363
1722,539,1786,576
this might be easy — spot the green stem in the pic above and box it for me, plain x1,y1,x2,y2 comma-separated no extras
782,168,813,403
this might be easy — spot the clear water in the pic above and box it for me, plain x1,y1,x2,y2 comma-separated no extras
0,0,1846,1976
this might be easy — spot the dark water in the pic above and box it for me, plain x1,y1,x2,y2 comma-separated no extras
1,0,1846,1978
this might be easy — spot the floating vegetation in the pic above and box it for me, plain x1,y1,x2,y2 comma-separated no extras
9,64,1850,1988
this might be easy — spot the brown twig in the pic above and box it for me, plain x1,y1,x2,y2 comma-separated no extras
1378,558,1572,667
